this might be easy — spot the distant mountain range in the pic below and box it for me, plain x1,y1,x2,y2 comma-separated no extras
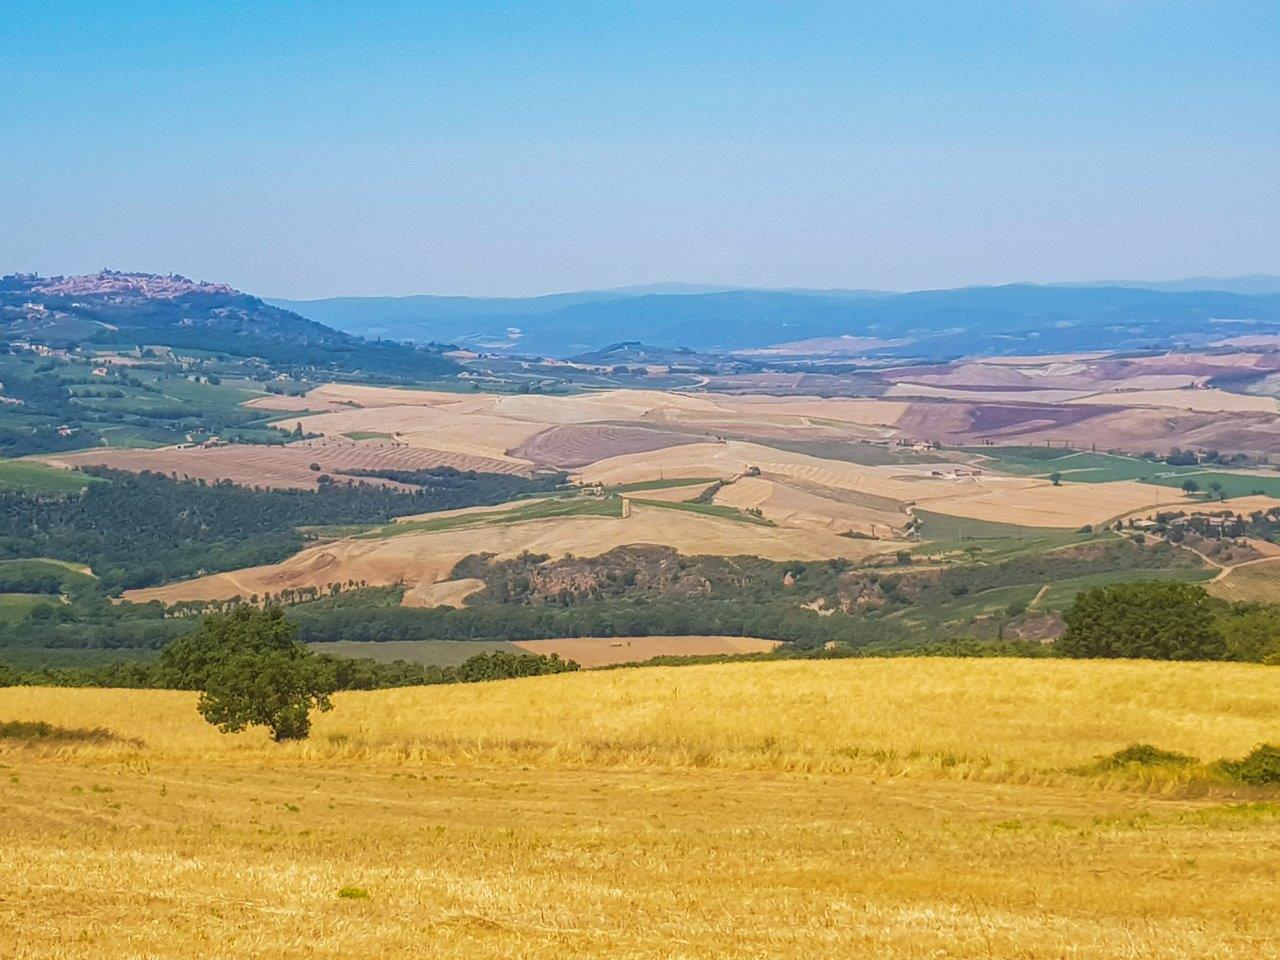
9,271,1280,369
1,271,456,378
271,277,1280,359
1062,275,1280,296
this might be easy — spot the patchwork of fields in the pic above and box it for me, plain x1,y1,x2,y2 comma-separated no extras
18,377,1268,620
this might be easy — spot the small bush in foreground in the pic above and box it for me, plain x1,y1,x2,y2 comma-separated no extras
1217,744,1280,785
1089,743,1199,771
337,886,369,900
0,720,125,744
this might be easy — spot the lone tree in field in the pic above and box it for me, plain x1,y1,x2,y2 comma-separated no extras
160,607,336,741
1058,581,1225,661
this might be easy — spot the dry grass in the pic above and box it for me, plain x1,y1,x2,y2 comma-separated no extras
6,658,1280,957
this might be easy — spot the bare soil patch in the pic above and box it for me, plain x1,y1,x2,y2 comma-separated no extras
510,424,700,468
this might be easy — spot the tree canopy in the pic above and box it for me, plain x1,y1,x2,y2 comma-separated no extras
1059,581,1226,661
159,606,336,740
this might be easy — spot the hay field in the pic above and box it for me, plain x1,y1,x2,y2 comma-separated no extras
7,658,1280,959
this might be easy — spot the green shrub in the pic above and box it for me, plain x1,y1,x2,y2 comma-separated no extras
1090,743,1198,770
0,719,125,744
1217,744,1280,785
337,886,370,900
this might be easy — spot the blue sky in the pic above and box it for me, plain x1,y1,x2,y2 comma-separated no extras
1,1,1276,297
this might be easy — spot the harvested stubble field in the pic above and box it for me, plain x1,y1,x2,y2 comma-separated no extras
45,435,530,490
5,657,1280,959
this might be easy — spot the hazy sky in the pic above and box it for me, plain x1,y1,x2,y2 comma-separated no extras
2,1,1277,298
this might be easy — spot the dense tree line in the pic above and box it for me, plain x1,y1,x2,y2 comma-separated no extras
0,633,578,695
288,594,904,649
0,467,564,592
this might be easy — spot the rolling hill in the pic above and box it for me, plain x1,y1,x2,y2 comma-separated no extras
1,271,456,378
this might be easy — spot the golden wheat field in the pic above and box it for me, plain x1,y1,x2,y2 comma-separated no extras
6,658,1280,958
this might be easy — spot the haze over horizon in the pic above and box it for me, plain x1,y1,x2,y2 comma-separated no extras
2,1,1277,299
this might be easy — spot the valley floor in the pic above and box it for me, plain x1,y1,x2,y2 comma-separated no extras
6,659,1280,958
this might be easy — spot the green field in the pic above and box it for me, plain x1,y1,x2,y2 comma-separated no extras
1142,470,1280,499
0,646,157,671
342,430,396,441
0,593,58,622
359,495,624,539
1035,566,1217,610
913,510,1097,558
150,376,261,408
0,557,98,587
630,497,774,525
970,448,1280,496
306,639,526,666
605,477,718,494
888,583,1040,635
0,459,100,494
91,424,171,448
885,540,1215,633
972,448,1199,484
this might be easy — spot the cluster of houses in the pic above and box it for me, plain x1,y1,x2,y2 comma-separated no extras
1131,512,1252,539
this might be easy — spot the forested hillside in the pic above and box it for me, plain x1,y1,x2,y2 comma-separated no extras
0,468,564,591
